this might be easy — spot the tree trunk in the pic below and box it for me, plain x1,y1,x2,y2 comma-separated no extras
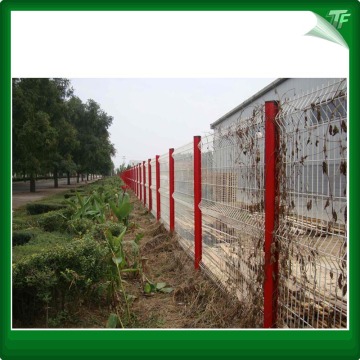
54,167,58,188
87,173,89,181
30,174,36,193
67,171,71,185
77,173,80,183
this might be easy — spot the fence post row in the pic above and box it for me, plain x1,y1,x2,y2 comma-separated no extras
264,101,280,328
193,136,202,270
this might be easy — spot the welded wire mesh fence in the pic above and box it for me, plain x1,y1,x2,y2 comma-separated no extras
173,142,195,256
200,110,265,324
159,153,170,230
121,79,348,329
275,79,347,328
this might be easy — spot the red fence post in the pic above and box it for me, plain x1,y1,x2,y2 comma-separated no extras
156,155,161,221
135,165,138,196
194,136,202,270
132,167,135,192
264,100,280,328
148,159,152,212
169,148,175,232
143,161,146,206
138,164,140,198
139,163,142,202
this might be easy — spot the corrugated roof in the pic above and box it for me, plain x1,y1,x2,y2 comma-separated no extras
210,78,288,129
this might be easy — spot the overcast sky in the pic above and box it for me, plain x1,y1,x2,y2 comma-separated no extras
12,12,348,170
70,78,275,168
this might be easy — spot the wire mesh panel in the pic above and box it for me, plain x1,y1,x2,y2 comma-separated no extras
275,79,347,328
200,109,266,324
150,158,157,218
159,153,170,230
173,142,195,257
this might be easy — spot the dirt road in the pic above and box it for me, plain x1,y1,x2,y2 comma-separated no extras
12,177,100,210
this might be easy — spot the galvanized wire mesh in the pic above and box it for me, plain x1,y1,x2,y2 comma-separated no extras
200,108,265,321
275,79,347,328
173,142,195,257
150,158,157,218
159,153,170,230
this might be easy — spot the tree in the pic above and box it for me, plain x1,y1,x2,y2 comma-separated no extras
16,111,57,192
13,79,117,191
69,98,116,179
12,79,58,192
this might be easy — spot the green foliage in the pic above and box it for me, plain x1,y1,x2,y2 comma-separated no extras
67,179,130,226
12,78,117,192
12,231,34,246
143,281,173,295
12,230,73,264
91,222,126,242
26,202,67,215
105,227,127,269
36,209,70,232
67,217,95,236
12,177,135,327
106,313,120,328
12,236,108,326
109,192,133,225
66,190,109,223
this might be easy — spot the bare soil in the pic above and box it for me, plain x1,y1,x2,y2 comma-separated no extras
120,192,260,328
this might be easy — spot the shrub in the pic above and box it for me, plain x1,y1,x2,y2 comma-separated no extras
92,222,126,242
36,209,70,232
12,231,34,246
12,231,72,263
12,235,109,326
12,217,37,231
64,193,76,199
67,217,94,235
26,203,67,215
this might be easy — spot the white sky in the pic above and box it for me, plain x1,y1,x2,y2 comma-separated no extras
11,11,349,169
70,78,275,167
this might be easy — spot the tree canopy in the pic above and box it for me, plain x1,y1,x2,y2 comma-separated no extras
12,78,116,192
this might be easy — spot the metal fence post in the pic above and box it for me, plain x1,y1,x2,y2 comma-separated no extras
133,167,135,192
169,148,175,232
136,165,138,197
139,163,142,202
264,100,280,328
194,136,202,270
148,159,152,212
143,161,146,206
156,155,161,221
